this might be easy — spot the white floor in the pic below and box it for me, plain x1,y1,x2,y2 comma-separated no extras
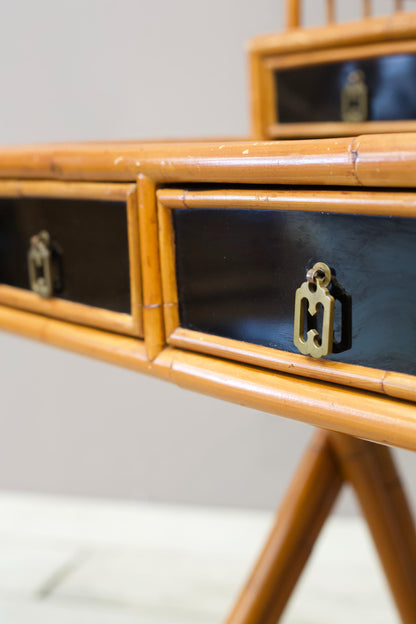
0,492,399,623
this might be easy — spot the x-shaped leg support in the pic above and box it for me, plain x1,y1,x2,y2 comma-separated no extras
226,430,416,624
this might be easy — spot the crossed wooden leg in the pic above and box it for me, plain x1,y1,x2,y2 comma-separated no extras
225,430,416,624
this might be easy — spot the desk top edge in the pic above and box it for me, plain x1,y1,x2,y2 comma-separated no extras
0,133,415,188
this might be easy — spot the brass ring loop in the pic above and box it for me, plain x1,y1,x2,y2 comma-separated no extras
306,262,332,288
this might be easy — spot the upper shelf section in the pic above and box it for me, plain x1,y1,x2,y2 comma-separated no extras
0,133,416,187
249,12,416,140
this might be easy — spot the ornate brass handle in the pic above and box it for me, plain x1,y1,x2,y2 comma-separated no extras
28,231,53,298
341,70,368,123
28,230,63,299
293,262,352,359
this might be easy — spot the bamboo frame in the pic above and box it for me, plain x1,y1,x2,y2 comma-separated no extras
226,430,416,624
226,430,343,624
0,180,143,337
1,144,415,620
2,303,416,452
250,12,416,139
157,187,416,402
137,175,164,360
3,134,416,188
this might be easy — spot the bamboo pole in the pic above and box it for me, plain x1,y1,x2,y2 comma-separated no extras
225,430,342,624
363,0,372,17
286,0,301,29
326,0,335,23
330,434,416,623
137,175,165,360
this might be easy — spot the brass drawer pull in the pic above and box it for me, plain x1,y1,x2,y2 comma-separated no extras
294,262,352,359
341,70,368,123
27,230,58,299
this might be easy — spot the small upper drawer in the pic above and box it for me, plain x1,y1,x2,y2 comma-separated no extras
0,181,142,337
276,53,416,124
157,187,416,400
250,22,416,139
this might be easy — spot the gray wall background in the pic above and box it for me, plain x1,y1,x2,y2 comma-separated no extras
0,0,414,515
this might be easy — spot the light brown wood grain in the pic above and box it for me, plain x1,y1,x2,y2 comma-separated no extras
169,329,416,404
0,139,355,186
2,136,416,188
157,187,416,217
0,303,171,379
266,38,416,73
354,132,416,187
268,119,416,139
286,0,301,29
169,349,416,452
157,199,179,337
330,433,416,623
138,175,165,360
326,0,335,23
2,305,416,451
383,372,416,402
258,58,277,141
0,179,135,201
0,285,136,337
169,327,388,396
226,430,342,624
126,187,143,336
228,429,416,624
363,0,372,18
249,51,268,140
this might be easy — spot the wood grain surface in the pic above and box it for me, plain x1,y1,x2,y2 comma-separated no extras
0,134,416,187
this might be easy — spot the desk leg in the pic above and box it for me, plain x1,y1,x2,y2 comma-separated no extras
225,430,342,624
330,433,416,624
225,431,416,624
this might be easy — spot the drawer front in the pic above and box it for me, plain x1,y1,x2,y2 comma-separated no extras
276,53,416,124
0,182,142,337
158,188,416,397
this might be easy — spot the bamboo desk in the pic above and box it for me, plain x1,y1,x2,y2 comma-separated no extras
0,134,415,623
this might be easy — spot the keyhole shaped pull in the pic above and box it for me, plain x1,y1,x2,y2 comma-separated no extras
28,230,54,298
294,263,335,359
341,70,368,123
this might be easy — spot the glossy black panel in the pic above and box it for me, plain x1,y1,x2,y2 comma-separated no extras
0,197,131,313
276,53,416,123
174,208,416,375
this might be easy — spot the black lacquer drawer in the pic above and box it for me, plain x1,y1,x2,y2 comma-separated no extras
276,53,416,124
158,187,416,397
0,182,142,337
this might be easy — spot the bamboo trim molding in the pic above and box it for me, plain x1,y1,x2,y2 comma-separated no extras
157,188,416,217
267,120,416,140
248,11,416,55
138,175,165,360
0,180,143,337
2,134,416,188
0,285,136,337
265,38,416,73
126,187,143,336
0,179,136,201
157,188,416,403
1,304,416,452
